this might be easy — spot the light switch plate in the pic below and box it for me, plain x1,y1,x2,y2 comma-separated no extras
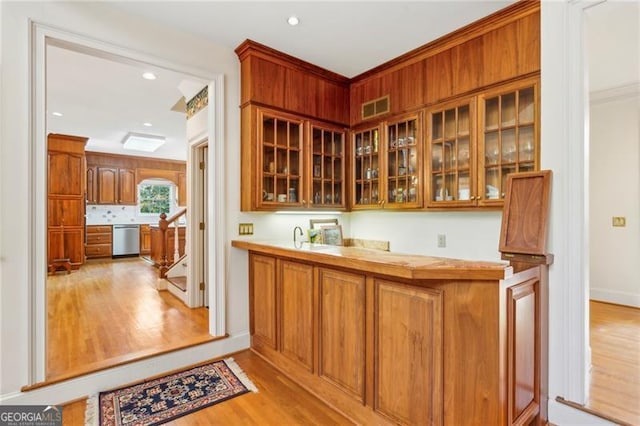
612,217,626,227
239,223,254,235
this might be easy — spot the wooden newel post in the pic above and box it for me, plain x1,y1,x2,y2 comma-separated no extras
159,212,169,278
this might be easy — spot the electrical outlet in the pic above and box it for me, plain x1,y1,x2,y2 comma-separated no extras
238,223,254,235
437,234,446,248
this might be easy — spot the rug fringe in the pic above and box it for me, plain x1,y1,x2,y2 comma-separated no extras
84,394,99,426
224,357,258,393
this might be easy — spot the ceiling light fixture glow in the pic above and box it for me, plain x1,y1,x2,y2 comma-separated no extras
287,16,299,26
143,122,153,127
52,112,63,117
122,132,165,153
142,72,157,80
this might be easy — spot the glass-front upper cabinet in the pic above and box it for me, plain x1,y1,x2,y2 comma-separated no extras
386,113,422,209
352,125,382,209
478,78,538,206
426,98,476,207
258,109,304,208
310,123,346,209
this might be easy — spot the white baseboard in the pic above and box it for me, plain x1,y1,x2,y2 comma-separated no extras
0,332,250,406
548,399,617,425
590,288,640,308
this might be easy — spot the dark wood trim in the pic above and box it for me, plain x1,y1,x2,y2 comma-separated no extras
85,151,186,171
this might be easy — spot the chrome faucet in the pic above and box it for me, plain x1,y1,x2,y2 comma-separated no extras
293,226,303,246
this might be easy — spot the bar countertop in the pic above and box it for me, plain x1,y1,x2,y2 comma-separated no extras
231,240,512,281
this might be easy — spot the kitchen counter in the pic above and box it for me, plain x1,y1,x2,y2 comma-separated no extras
233,239,546,425
231,239,511,281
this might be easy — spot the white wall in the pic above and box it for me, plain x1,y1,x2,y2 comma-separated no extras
589,93,640,307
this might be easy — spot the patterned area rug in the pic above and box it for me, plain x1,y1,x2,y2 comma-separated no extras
85,358,257,425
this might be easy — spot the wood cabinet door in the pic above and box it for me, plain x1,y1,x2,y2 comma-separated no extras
48,228,84,266
48,198,84,227
48,152,84,196
249,254,277,349
318,268,365,400
279,260,314,371
375,280,443,425
86,166,97,204
139,225,151,255
97,167,117,204
118,168,137,204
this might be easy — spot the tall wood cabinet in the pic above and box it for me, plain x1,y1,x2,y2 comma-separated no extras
47,133,87,272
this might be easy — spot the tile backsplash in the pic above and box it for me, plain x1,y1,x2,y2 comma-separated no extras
86,205,161,225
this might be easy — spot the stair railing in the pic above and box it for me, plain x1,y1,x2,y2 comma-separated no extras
158,208,187,278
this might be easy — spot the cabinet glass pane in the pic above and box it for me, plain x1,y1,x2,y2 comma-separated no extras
263,117,275,144
502,129,516,164
485,167,500,199
501,165,515,197
485,97,499,130
312,128,322,153
485,131,499,165
432,112,443,140
458,105,470,136
354,128,380,206
501,93,516,127
458,138,470,169
276,120,287,146
444,141,456,171
444,173,456,201
432,175,443,201
519,125,535,162
458,173,470,200
432,144,443,172
444,109,456,139
519,87,535,124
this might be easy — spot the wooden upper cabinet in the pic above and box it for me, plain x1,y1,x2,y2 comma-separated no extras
96,166,136,205
118,168,136,205
48,152,84,197
86,166,97,204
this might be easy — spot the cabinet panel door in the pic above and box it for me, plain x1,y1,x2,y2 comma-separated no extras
48,198,84,227
508,278,540,423
118,168,137,204
319,268,365,400
97,167,117,204
86,166,97,204
280,260,314,371
139,225,151,255
376,280,443,425
48,228,84,266
249,254,277,349
48,152,84,196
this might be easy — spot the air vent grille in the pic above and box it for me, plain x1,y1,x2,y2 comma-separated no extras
361,95,390,120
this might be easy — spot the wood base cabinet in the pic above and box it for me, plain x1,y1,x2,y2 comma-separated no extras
245,248,547,426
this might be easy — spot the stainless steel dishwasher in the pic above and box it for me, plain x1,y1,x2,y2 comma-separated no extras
112,224,140,256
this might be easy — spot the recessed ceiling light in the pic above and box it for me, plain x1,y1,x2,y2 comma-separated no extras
143,122,153,127
122,132,165,153
142,72,157,80
287,16,299,26
52,112,63,117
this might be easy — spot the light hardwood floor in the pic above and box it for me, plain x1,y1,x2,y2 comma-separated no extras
62,350,352,425
587,301,640,425
46,258,212,381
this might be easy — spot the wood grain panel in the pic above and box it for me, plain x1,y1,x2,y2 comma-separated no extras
280,260,314,371
426,49,453,105
97,167,117,204
86,152,186,173
508,280,538,422
443,280,502,426
317,79,350,125
319,268,365,400
390,60,426,114
376,280,443,425
48,228,84,266
48,198,84,227
517,11,541,76
251,56,286,108
118,168,136,204
177,172,187,207
482,22,518,85
86,166,97,204
48,152,84,196
285,68,317,118
452,37,484,95
250,254,277,349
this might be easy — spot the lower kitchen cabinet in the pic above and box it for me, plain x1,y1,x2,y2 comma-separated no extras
85,225,112,259
139,224,151,255
244,246,546,426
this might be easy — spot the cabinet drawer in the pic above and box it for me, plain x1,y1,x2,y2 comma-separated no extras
85,244,112,258
87,225,112,234
87,233,112,245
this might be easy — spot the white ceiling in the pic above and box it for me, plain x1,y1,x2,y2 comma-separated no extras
46,1,638,162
